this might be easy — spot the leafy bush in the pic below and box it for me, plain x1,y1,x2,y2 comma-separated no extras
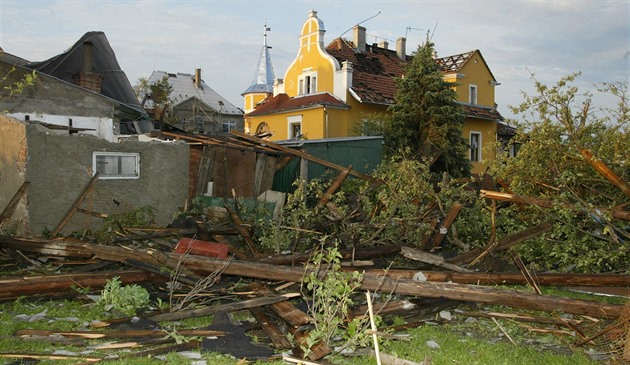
99,277,151,316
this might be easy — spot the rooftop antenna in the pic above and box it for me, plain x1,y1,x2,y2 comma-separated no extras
405,26,423,40
429,21,438,41
339,11,381,38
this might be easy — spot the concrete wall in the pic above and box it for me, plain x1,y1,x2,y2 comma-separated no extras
0,116,29,234
24,123,189,235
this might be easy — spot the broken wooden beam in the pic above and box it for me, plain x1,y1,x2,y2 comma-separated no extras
0,181,28,226
357,269,630,287
16,329,225,339
480,190,630,221
50,172,100,238
3,237,623,319
0,269,167,301
317,165,352,207
148,293,299,322
581,149,630,198
249,307,292,350
400,246,471,272
429,202,462,249
258,245,401,265
447,222,553,265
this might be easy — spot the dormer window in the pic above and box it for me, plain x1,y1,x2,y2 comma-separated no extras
469,84,478,104
298,71,317,95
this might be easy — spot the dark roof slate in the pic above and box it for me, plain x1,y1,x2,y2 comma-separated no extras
25,31,142,111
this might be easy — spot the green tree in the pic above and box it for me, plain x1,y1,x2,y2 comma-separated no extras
384,40,470,178
486,73,629,273
134,75,173,122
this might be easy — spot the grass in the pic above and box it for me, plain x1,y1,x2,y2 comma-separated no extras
0,284,623,364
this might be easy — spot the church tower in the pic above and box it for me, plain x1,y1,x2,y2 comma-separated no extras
242,22,275,118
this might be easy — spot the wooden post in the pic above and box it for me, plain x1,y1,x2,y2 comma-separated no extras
50,172,100,238
317,165,352,207
0,181,28,226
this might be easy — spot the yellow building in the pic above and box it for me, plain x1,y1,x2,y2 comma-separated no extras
244,10,504,174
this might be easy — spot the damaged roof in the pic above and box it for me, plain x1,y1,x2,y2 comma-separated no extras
148,71,243,116
24,31,144,113
326,38,405,105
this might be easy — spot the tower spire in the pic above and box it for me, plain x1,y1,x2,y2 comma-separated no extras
243,22,275,95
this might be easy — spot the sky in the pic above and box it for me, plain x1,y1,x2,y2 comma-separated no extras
1,0,628,121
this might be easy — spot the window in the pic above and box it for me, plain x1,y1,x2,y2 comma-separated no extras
287,115,302,139
222,120,236,133
469,84,478,104
298,71,317,95
470,132,482,162
93,152,140,179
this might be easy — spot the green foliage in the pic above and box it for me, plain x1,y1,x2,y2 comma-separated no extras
99,276,151,316
486,74,629,272
95,206,157,243
384,39,470,178
351,155,437,247
255,179,330,253
1,65,38,113
301,240,368,353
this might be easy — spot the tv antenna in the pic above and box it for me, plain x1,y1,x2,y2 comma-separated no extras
405,26,423,39
340,11,381,38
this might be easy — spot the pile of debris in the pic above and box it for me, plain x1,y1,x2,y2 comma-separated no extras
0,133,628,364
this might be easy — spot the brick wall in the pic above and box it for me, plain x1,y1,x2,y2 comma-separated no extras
74,72,103,93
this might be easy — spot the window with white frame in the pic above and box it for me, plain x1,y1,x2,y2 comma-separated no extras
287,115,303,139
93,152,140,179
470,132,482,162
222,120,236,133
469,84,478,104
298,70,317,95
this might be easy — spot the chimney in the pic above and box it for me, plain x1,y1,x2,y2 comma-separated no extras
74,41,102,93
396,37,406,60
353,25,366,53
195,68,201,89
378,40,389,50
82,41,93,73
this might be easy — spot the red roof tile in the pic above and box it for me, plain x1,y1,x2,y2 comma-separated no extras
246,92,348,116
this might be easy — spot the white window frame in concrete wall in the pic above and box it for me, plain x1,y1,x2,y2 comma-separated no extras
287,115,302,139
298,70,318,95
93,152,140,179
469,84,478,105
470,131,482,162
222,120,236,133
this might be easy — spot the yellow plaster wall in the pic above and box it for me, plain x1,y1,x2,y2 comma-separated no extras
459,56,496,107
283,14,337,97
462,117,497,174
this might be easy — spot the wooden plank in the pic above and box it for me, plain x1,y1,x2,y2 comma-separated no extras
317,165,352,207
430,202,462,249
249,306,292,350
230,130,375,181
0,181,28,226
355,270,630,287
258,245,401,265
250,282,311,328
148,294,298,322
50,172,100,238
581,149,630,198
16,329,225,339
